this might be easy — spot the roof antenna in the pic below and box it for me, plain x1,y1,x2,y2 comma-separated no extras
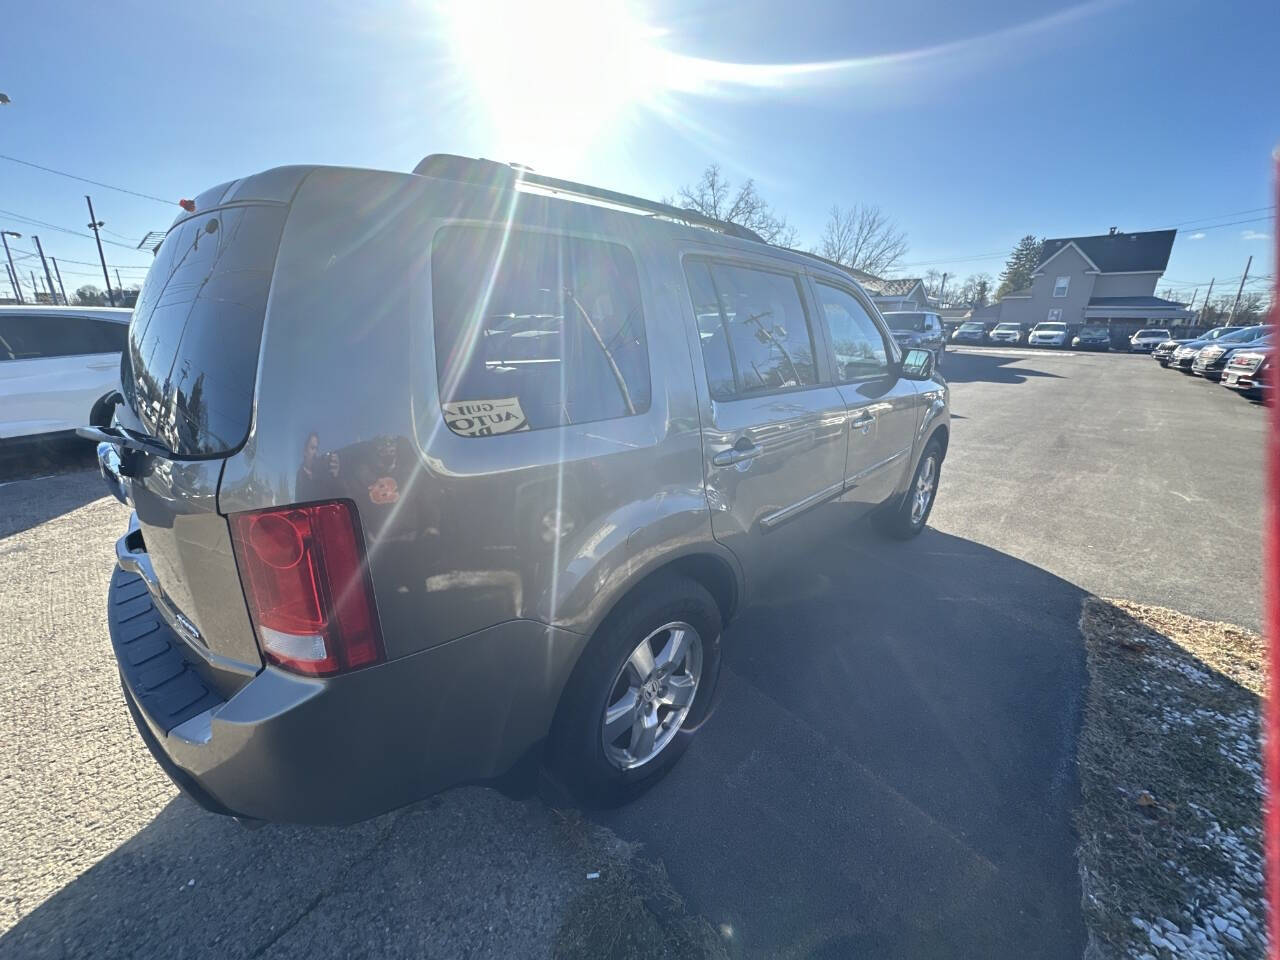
1108,226,1117,236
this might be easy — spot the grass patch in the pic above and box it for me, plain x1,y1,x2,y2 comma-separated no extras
551,808,729,960
1077,598,1264,958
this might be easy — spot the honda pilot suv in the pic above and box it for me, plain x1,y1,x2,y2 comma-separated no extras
86,156,949,824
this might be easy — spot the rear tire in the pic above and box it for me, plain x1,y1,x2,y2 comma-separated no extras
546,574,721,807
874,438,944,540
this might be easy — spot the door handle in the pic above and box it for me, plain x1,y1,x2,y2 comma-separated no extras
849,412,876,430
712,441,762,467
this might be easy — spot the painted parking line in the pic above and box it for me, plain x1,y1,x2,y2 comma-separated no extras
948,347,1083,358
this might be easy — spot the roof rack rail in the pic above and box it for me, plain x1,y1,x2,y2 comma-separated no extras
411,153,767,244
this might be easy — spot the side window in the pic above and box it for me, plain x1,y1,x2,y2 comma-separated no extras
685,261,737,401
813,283,890,381
92,321,129,354
686,260,817,398
431,225,651,436
0,314,112,360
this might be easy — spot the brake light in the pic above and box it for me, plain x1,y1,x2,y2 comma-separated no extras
229,500,384,676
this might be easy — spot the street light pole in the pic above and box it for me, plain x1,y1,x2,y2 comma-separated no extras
5,263,19,302
51,257,69,305
32,235,58,306
0,230,22,303
85,195,117,306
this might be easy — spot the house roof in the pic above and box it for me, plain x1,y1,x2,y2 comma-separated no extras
862,277,923,297
1037,230,1176,274
1003,288,1032,298
1088,296,1187,309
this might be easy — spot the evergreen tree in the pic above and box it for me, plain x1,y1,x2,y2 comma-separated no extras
996,235,1044,299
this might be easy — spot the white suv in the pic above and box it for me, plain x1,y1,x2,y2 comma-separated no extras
0,306,131,440
1028,321,1069,348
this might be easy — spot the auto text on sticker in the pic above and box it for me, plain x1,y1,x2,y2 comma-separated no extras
442,398,531,437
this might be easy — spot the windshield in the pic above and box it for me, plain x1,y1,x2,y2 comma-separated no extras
959,322,983,331
883,312,925,332
1220,325,1267,343
994,323,1020,331
1137,329,1169,337
1080,327,1107,336
1035,322,1067,332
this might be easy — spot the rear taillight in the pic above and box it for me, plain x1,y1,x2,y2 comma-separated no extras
229,500,384,676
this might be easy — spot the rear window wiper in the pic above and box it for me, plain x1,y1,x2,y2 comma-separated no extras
76,424,169,456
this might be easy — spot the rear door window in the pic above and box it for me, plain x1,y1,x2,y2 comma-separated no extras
0,313,126,360
684,259,818,399
431,225,651,436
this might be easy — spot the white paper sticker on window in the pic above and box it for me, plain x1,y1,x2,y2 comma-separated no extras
443,398,531,437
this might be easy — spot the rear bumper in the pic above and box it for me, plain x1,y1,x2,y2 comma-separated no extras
109,564,586,825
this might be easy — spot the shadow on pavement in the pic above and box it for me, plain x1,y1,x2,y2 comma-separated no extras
0,469,106,540
597,523,1088,959
0,435,98,484
1,524,1088,960
943,351,1066,385
0,788,590,960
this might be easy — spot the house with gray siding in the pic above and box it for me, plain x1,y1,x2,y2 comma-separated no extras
992,228,1191,334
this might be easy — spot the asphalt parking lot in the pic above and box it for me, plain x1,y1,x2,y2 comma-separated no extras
0,347,1266,959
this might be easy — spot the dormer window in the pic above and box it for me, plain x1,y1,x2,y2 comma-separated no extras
1053,276,1070,297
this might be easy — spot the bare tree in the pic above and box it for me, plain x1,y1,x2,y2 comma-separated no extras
955,272,993,307
816,204,909,276
922,269,946,301
667,164,798,246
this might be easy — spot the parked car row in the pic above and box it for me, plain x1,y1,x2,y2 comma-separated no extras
947,322,1176,352
1152,323,1272,401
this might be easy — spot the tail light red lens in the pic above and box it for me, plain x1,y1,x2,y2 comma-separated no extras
229,500,384,677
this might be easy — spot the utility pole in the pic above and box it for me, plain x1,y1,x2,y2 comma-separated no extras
5,263,18,302
1185,287,1198,311
1197,278,1214,326
29,271,40,303
0,230,22,302
51,258,68,305
1227,256,1252,323
85,195,117,306
938,272,948,306
32,235,58,307
115,269,123,297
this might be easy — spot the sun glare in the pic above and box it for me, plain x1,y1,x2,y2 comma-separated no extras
436,0,663,171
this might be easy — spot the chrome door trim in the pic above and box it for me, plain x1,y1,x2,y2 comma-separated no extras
759,479,845,530
846,446,910,487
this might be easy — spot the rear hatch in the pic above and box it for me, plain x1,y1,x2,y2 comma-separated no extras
113,168,309,685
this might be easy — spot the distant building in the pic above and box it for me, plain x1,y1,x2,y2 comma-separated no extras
986,228,1192,332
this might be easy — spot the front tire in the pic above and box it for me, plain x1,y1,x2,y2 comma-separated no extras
874,438,944,540
547,575,721,806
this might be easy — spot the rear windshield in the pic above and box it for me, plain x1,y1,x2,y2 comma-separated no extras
123,205,287,457
959,322,983,331
431,224,651,435
883,313,924,331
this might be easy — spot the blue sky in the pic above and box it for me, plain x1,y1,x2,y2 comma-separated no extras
2,0,1275,303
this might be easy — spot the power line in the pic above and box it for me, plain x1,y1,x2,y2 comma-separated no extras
11,247,149,272
0,208,156,260
1157,205,1275,229
0,153,175,206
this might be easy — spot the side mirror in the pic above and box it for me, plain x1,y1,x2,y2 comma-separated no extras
900,348,934,380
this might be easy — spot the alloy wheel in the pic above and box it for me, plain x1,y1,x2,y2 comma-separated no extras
912,454,937,525
602,621,703,770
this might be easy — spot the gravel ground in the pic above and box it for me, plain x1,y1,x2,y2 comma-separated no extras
1077,598,1264,959
0,470,717,960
